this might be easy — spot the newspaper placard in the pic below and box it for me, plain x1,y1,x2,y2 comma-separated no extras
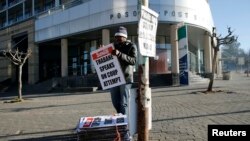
138,5,159,57
77,114,128,130
91,44,126,90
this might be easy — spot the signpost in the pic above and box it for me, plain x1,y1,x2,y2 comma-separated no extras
137,0,158,140
91,44,126,90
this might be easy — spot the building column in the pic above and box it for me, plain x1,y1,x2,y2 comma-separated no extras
22,2,25,19
170,24,179,85
61,38,68,77
0,56,12,82
28,32,39,84
102,29,110,46
90,40,97,73
204,32,212,78
6,7,8,25
217,50,222,77
6,39,16,83
32,0,35,16
7,39,16,83
197,40,201,74
55,0,60,7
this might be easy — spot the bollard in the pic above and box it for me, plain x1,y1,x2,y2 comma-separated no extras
222,71,231,80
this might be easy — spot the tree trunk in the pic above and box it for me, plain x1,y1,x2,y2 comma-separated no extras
207,48,218,91
18,65,23,100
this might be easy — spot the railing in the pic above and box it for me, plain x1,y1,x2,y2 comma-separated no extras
0,4,7,11
36,0,91,19
0,0,90,29
8,0,24,8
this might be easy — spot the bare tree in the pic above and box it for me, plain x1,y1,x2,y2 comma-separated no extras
207,27,237,92
247,49,250,77
3,49,32,101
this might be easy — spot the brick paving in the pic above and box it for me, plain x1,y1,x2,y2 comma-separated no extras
0,72,250,141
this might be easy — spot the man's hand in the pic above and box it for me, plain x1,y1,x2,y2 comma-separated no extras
111,49,119,56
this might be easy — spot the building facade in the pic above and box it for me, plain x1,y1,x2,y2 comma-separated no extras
0,0,217,86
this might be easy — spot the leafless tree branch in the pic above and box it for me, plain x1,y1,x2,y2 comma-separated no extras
207,26,238,92
2,48,32,100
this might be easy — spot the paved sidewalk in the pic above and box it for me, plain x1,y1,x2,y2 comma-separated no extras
0,72,250,141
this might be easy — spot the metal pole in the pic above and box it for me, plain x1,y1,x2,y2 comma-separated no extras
137,0,149,141
247,60,249,77
248,51,250,77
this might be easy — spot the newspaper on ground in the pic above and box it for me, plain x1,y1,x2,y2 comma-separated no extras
76,114,130,141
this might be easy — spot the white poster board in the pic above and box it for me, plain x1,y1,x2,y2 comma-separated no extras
138,5,159,57
91,44,126,90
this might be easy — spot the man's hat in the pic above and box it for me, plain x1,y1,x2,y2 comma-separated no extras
115,26,128,38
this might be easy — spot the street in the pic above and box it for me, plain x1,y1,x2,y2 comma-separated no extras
0,72,250,141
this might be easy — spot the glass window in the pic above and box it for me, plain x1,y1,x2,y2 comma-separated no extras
156,36,166,49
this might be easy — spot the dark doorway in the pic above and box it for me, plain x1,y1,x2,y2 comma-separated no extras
39,40,61,81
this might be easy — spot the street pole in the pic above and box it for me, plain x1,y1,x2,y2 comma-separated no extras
137,0,149,141
247,60,249,77
248,51,250,77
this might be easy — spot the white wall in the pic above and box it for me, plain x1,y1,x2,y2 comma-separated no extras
35,0,214,42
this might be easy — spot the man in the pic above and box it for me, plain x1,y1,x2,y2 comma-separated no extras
110,26,137,115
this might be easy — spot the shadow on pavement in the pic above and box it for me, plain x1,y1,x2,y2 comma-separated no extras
0,129,77,141
0,89,111,103
9,134,77,141
0,100,111,113
152,109,250,122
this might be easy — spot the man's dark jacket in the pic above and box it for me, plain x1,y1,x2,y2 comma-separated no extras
114,41,137,83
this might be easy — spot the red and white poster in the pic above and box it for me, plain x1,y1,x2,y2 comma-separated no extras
91,44,126,90
77,114,128,129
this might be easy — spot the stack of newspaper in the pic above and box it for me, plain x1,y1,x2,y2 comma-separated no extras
76,114,130,141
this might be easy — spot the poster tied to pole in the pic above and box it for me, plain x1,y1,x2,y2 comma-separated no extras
91,44,126,90
138,5,158,57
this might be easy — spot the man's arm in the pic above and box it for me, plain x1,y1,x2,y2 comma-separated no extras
115,43,137,65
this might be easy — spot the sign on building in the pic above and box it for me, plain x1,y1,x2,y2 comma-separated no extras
178,25,189,85
138,6,159,57
91,44,126,90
